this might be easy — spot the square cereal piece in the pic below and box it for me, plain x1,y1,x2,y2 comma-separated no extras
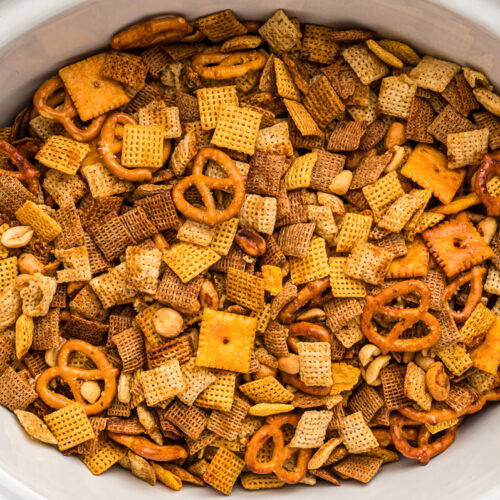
347,383,384,423
15,201,61,242
409,55,460,92
336,212,372,253
53,246,92,283
134,302,163,348
178,358,217,406
301,24,339,64
169,130,197,176
324,297,363,332
139,360,187,406
406,96,435,143
226,268,265,311
289,410,332,448
285,152,317,190
89,215,134,261
255,122,293,156
421,213,493,277
136,191,180,232
428,104,477,144
197,86,238,130
58,53,130,121
377,75,417,119
327,121,368,152
347,89,379,124
70,285,106,322
307,205,338,244
207,394,250,440
344,241,394,285
274,58,300,101
0,257,17,293
333,456,383,484
0,174,36,219
42,169,88,207
30,114,65,141
298,342,333,386
35,135,90,175
54,202,85,249
210,218,239,256
164,243,220,283
195,9,247,42
359,119,390,151
342,44,389,85
447,128,489,169
290,236,329,285
163,399,209,440
284,99,322,136
80,438,125,475
339,411,378,453
125,246,162,294
146,336,192,368
437,343,473,376
241,473,285,490
89,263,136,309
140,45,169,78
277,223,315,258
374,232,408,258
44,403,95,451
113,325,146,373
387,237,429,278
0,366,37,411
303,75,345,129
380,364,411,411
121,124,164,168
350,151,392,190
473,111,500,149
377,193,424,233
310,150,345,192
101,50,147,89
401,144,466,204
485,264,500,295
138,99,182,139
239,376,294,403
177,219,215,247
258,9,302,53
405,212,445,242
460,302,496,347
196,308,256,373
404,361,432,411
211,105,261,155
203,447,245,495
362,171,404,222
442,73,479,116
246,152,284,197
119,206,157,242
195,371,237,412
329,256,366,298
239,194,277,235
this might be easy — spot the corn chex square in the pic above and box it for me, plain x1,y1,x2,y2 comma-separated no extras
121,124,164,168
196,308,257,373
239,376,294,403
285,152,318,190
290,236,329,285
409,55,460,92
336,212,372,252
15,201,62,243
289,410,333,448
138,99,182,139
164,243,220,283
447,128,489,169
344,241,394,285
226,267,265,311
36,135,90,175
139,360,187,406
197,86,238,130
298,342,333,386
339,411,378,453
203,447,246,495
258,9,302,53
329,256,366,298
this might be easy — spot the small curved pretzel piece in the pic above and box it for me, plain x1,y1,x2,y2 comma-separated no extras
361,280,441,354
35,339,119,415
476,151,500,216
0,140,40,195
108,433,188,461
110,16,193,50
443,266,486,323
281,372,332,396
279,277,330,324
390,414,458,465
33,76,105,142
244,413,310,484
287,321,333,354
191,51,267,80
172,147,245,226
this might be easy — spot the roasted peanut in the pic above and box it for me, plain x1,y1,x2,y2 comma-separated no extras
1,226,33,248
235,228,266,256
425,362,450,401
18,253,44,274
118,372,132,404
478,216,497,244
384,145,405,173
152,307,183,338
254,363,278,379
317,192,345,216
329,170,352,195
80,381,101,404
384,122,406,149
365,354,391,385
296,308,326,322
199,279,219,309
414,351,435,371
278,354,300,375
358,344,381,367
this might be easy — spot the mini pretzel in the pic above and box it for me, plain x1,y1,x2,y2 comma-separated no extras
35,339,119,415
0,140,41,195
191,51,267,80
281,372,332,396
33,76,106,142
172,147,245,226
475,151,500,216
244,413,311,484
361,280,441,354
279,277,330,324
390,413,458,465
98,112,170,182
287,321,333,355
443,266,486,324
110,16,194,50
371,426,418,447
108,433,188,461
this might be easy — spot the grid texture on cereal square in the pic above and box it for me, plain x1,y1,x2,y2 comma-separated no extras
442,73,479,116
333,456,383,484
15,201,62,243
342,44,389,85
277,223,315,258
164,399,209,439
196,308,256,373
427,104,477,144
307,205,338,244
54,246,91,283
284,98,321,136
146,336,192,368
134,302,163,348
125,246,162,294
329,256,366,298
69,285,106,323
90,215,134,261
0,366,37,411
446,128,489,169
348,383,384,423
258,9,301,53
239,194,277,235
347,89,379,123
82,196,123,229
54,202,85,249
327,120,367,152
298,342,332,386
140,360,187,406
289,410,332,448
377,192,424,233
336,212,372,252
473,111,500,149
374,232,408,258
42,169,88,207
285,152,317,190
378,75,417,118
197,86,238,130
339,411,378,454
310,150,345,191
290,236,329,285
301,24,339,64
344,241,394,285
203,446,245,495
138,99,182,139
406,96,435,143
207,394,250,441
324,297,362,332
209,218,239,256
102,50,147,89
59,53,130,121
437,343,473,376
362,170,404,221
196,9,247,42
351,151,392,190
409,55,460,92
36,135,90,175
112,325,145,373
303,75,345,129
273,58,300,101
164,243,220,283
380,364,411,410
135,192,180,232
33,309,60,350
126,83,161,113
62,314,108,345
119,206,157,242
80,437,125,475
460,302,496,346
359,120,389,151
246,151,284,197
404,361,432,410
239,376,294,403
178,358,217,406
211,105,261,155
195,371,237,412
0,257,17,293
255,122,293,155
121,124,164,168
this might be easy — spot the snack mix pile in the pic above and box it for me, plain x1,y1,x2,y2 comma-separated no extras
1,8,500,493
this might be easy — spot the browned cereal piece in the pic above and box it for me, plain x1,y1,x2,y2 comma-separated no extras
0,366,37,411
446,128,489,169
377,75,417,118
344,241,394,285
409,55,460,92
195,371,237,412
135,192,180,232
336,212,373,253
102,50,147,89
290,236,329,285
339,411,378,453
258,9,301,53
36,135,89,175
404,361,432,410
406,96,435,143
333,455,383,483
327,121,368,152
239,376,294,403
112,326,146,373
427,104,477,144
197,85,238,130
15,201,61,243
350,151,392,190
196,9,247,42
207,394,250,440
140,360,187,407
146,336,192,368
380,364,411,410
342,44,389,85
303,76,345,129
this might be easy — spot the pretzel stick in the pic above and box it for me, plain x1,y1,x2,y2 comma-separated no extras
191,51,266,79
108,433,188,461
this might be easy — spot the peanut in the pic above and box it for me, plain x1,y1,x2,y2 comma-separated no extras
199,279,219,309
358,344,381,367
329,170,352,195
478,216,497,244
414,351,435,371
235,228,266,256
384,145,406,173
365,354,391,385
152,308,183,338
1,226,33,248
18,253,44,274
384,122,406,149
254,363,278,379
425,362,450,401
278,354,300,375
296,308,326,322
80,381,101,404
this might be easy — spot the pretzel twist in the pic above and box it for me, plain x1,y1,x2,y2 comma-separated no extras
476,151,500,216
110,16,193,50
108,433,187,461
390,414,458,465
35,339,119,415
172,147,246,226
191,51,267,80
443,266,486,324
0,140,41,195
244,413,311,484
279,277,330,324
33,76,105,142
361,280,441,354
